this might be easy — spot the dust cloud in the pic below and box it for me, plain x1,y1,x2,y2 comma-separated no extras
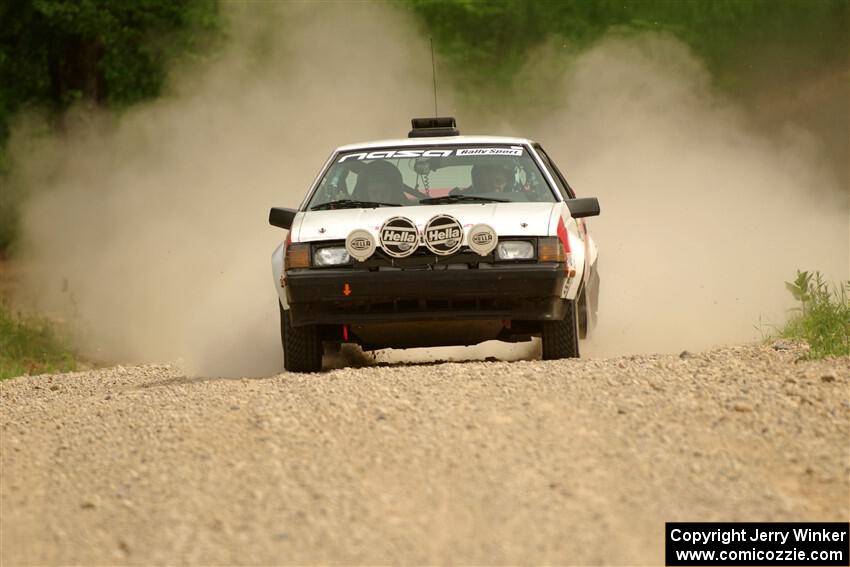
517,35,848,356
10,2,445,376
8,4,848,374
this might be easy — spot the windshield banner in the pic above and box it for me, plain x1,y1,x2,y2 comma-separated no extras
338,146,524,162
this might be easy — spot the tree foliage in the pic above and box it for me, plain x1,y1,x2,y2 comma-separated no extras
407,0,849,92
0,0,219,142
0,0,219,254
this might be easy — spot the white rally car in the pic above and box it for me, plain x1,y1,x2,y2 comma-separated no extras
270,118,600,372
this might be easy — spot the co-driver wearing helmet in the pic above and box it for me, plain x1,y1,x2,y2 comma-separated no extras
451,162,516,196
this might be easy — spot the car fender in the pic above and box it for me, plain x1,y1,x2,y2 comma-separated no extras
550,202,586,301
271,241,287,308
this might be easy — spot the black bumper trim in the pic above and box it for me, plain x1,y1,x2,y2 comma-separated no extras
284,264,567,326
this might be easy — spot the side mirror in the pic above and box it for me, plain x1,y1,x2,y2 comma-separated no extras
269,207,297,230
566,197,600,218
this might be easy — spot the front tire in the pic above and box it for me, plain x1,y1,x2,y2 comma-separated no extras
280,302,323,372
541,300,580,360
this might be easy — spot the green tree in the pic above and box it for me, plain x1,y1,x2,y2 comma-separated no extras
0,0,219,136
408,0,849,93
0,0,219,254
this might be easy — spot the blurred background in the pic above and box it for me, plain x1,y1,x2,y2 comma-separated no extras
0,0,847,375
2,0,847,251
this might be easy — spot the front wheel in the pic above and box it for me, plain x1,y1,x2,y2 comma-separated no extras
280,302,323,372
541,300,580,360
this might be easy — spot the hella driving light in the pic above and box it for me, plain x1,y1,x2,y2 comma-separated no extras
496,240,534,260
313,246,351,267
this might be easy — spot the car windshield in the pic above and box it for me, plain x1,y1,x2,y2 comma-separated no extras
306,144,557,209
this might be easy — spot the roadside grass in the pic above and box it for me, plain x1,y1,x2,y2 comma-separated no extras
0,303,77,380
781,270,850,359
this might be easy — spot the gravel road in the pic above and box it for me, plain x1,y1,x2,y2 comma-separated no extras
2,343,848,565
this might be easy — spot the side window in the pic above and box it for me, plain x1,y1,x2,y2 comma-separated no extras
534,145,575,199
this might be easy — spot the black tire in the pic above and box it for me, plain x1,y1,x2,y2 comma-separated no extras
541,300,580,360
280,302,323,372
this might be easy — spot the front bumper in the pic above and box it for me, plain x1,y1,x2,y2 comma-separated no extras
284,263,568,326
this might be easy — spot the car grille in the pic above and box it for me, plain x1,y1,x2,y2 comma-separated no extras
356,246,491,270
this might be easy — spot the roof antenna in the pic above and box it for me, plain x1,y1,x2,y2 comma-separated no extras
430,37,438,117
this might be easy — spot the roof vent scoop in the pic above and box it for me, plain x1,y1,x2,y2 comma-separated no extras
408,117,459,138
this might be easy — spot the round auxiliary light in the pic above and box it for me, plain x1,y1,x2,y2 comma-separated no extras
379,216,419,258
345,229,376,262
467,223,498,256
423,214,463,256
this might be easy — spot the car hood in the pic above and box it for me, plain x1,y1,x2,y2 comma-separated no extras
295,202,560,243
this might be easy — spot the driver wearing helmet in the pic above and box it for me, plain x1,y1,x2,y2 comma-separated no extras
353,161,406,204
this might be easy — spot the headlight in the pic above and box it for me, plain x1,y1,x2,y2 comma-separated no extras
313,246,350,267
496,240,534,260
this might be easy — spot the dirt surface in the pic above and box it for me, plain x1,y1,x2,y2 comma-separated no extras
1,343,848,565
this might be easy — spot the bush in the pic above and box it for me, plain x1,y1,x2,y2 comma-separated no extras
0,303,77,379
782,270,850,359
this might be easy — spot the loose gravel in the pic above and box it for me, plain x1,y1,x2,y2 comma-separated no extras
1,343,848,565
